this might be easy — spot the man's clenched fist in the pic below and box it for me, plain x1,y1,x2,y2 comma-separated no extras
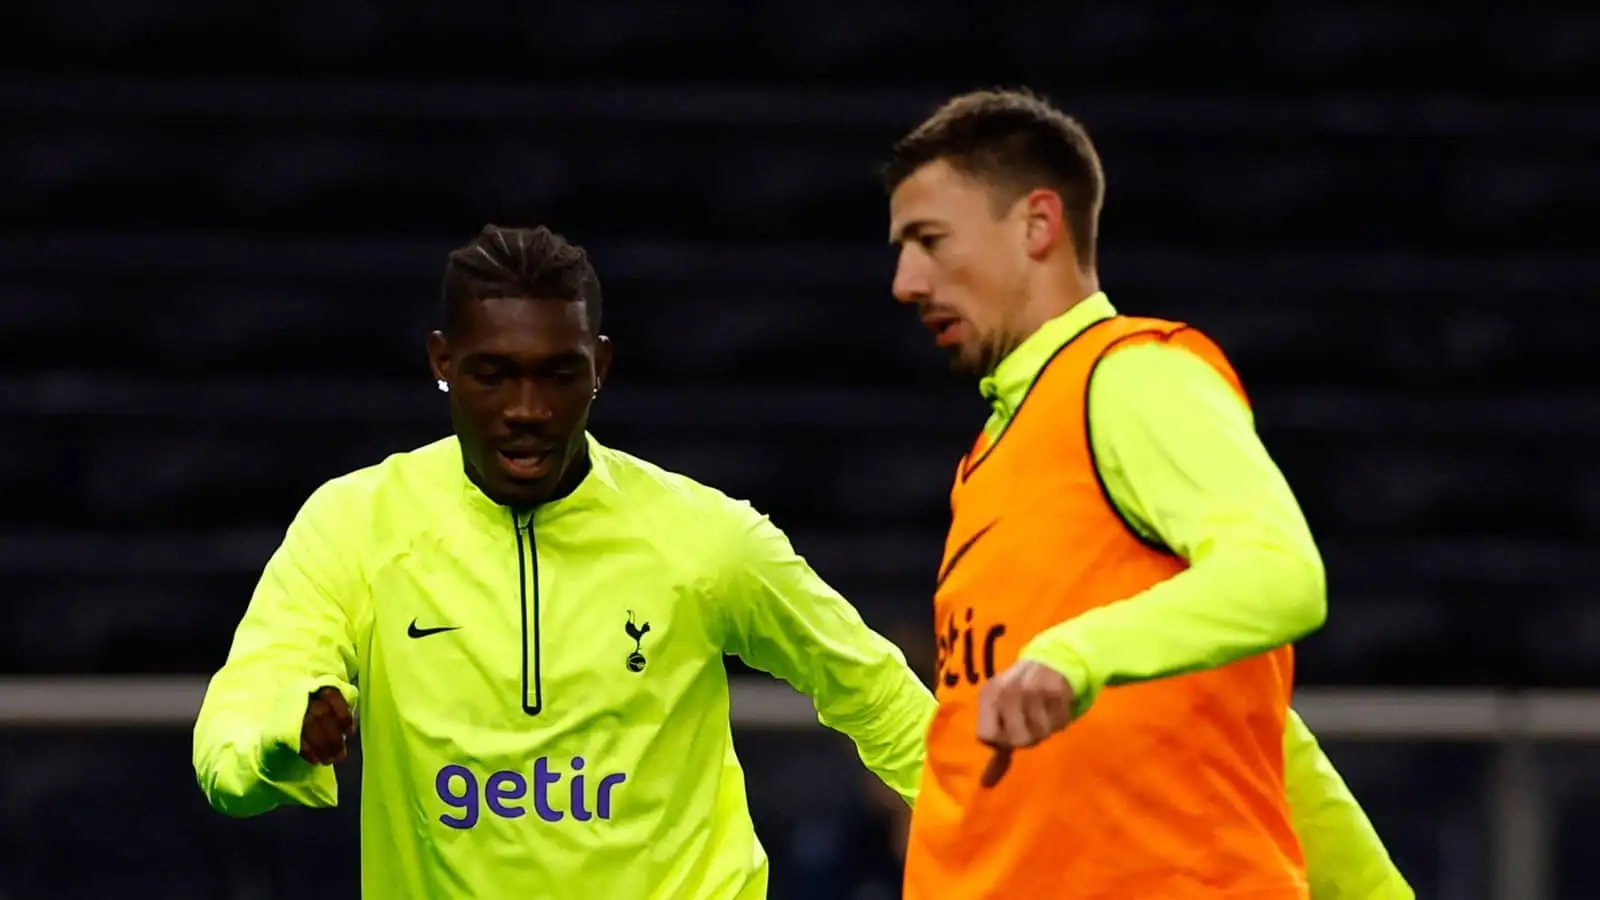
976,661,1075,788
300,686,355,765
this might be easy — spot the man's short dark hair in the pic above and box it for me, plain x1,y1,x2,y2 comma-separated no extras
881,89,1105,270
440,224,603,335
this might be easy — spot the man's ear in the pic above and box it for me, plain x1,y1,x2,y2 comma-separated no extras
426,330,451,383
593,335,614,389
1020,188,1068,262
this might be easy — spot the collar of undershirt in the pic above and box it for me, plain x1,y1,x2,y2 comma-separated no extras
977,291,1117,428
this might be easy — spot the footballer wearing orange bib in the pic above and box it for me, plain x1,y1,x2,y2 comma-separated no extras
883,90,1413,900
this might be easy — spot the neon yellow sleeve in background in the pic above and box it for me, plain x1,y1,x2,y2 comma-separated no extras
1285,709,1414,899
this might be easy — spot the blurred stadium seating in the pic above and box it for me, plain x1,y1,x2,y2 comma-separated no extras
2,0,1598,897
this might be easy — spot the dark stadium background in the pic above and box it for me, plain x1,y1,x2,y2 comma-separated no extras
3,2,1598,898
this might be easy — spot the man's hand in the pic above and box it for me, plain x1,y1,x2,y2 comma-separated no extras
300,686,355,765
976,661,1075,788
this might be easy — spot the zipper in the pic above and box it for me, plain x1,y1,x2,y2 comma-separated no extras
513,509,543,715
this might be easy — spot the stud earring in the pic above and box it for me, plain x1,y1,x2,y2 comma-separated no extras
436,380,449,393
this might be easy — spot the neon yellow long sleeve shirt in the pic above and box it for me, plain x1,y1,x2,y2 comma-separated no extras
193,435,935,900
982,293,1410,899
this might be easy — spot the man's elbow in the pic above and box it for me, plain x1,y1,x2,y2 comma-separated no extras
1272,544,1327,642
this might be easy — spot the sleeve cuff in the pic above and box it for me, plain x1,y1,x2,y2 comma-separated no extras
258,678,357,780
1018,629,1099,717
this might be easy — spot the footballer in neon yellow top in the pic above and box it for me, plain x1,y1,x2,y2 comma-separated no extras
193,225,936,899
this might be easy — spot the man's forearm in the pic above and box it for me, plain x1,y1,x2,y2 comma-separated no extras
816,661,936,806
1037,340,1326,708
713,502,936,804
1018,542,1325,710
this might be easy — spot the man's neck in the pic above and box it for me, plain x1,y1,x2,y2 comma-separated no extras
1019,268,1100,340
992,274,1101,374
543,447,592,504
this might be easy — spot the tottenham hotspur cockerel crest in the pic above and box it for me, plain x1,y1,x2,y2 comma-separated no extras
625,611,651,672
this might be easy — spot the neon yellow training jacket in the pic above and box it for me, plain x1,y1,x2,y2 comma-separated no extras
194,435,936,899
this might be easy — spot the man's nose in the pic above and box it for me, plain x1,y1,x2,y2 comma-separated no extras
503,380,553,423
891,259,930,305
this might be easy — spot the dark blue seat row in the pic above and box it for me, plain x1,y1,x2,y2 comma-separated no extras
3,0,1593,93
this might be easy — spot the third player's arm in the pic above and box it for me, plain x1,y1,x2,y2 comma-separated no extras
1016,339,1326,710
713,499,936,805
1285,710,1415,900
193,479,366,817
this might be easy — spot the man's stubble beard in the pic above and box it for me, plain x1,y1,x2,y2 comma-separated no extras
953,329,1022,380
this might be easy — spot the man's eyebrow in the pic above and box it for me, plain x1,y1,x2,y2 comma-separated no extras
459,350,589,368
889,218,939,245
537,350,589,367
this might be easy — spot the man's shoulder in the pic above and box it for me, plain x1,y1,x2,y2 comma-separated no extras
1091,332,1243,403
592,440,738,507
591,439,760,531
301,436,458,516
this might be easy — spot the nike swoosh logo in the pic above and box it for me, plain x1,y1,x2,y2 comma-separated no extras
936,520,998,591
407,620,461,639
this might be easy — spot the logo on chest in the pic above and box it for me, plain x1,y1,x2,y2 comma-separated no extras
624,611,651,673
